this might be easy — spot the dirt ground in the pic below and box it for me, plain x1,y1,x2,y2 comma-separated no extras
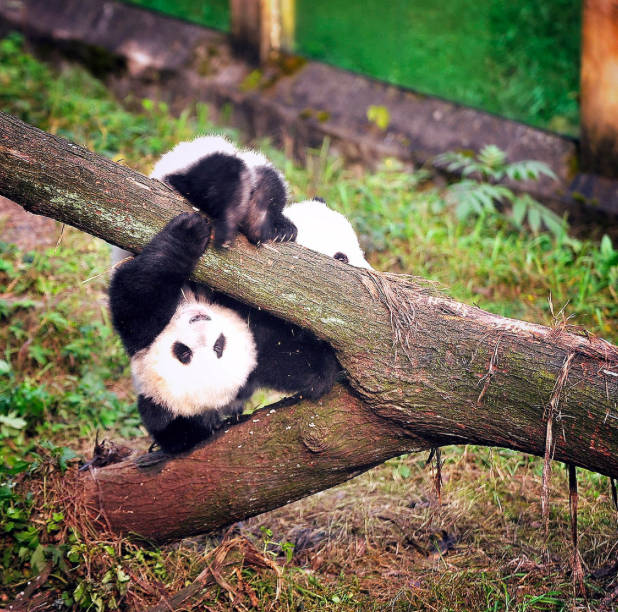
0,195,60,250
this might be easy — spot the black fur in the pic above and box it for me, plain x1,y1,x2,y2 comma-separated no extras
161,148,295,247
243,166,297,243
165,153,248,249
138,395,222,455
110,213,340,455
109,212,212,356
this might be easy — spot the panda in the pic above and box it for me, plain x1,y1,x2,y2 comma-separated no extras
283,198,372,270
109,137,370,454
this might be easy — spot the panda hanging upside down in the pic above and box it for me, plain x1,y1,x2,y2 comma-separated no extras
109,136,371,454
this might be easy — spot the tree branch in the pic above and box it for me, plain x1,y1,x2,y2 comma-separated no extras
2,111,618,541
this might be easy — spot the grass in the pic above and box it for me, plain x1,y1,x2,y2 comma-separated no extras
1,33,618,610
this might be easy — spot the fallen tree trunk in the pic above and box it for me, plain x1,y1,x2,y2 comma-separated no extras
2,111,618,543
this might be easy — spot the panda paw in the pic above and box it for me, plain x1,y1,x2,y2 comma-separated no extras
165,212,212,255
268,214,298,243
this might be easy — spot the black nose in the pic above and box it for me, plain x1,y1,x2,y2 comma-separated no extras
190,313,211,324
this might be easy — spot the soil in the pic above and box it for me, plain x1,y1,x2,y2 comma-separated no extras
0,195,59,250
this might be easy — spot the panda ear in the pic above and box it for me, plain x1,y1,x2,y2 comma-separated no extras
334,252,349,264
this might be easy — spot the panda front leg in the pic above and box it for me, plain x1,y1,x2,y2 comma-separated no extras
243,165,298,244
109,212,212,356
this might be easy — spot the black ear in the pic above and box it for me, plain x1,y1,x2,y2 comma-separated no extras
334,252,349,264
138,395,220,454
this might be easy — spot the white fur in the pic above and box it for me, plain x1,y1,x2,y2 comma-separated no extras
150,135,238,181
284,200,372,269
131,291,257,416
238,149,270,170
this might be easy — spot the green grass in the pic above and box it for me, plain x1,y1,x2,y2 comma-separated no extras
1,33,617,610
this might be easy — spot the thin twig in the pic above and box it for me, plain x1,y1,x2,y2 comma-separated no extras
477,336,502,405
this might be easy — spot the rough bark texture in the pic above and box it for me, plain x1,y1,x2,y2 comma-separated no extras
2,112,618,543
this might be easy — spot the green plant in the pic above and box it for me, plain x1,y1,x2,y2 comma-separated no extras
436,144,564,236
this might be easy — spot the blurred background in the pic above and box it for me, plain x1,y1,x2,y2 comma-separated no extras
126,0,581,135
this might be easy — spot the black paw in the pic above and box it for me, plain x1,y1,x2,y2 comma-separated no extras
268,214,298,243
212,218,240,249
165,212,212,253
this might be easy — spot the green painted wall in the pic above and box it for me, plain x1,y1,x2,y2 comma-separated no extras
118,0,580,136
296,0,581,135
122,0,229,32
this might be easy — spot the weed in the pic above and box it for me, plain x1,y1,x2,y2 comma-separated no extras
436,144,563,236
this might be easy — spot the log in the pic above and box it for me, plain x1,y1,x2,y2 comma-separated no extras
2,111,618,543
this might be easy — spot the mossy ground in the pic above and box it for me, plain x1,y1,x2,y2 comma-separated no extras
1,33,618,611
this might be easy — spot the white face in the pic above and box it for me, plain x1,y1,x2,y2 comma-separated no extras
149,135,238,181
283,200,373,269
131,298,257,417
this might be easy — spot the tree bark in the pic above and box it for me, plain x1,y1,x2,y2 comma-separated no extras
2,111,618,543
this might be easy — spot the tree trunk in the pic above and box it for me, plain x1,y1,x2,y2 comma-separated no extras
2,111,618,543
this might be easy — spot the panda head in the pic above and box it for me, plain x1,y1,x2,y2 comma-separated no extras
131,292,257,417
283,199,373,269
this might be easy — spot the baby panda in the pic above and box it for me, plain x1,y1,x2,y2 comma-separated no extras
109,212,340,454
284,198,372,270
111,135,296,266
151,135,297,248
110,137,371,454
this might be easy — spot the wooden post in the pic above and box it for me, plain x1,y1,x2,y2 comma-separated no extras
230,0,294,63
580,0,618,178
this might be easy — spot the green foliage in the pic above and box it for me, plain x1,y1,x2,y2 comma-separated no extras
0,32,235,172
436,145,564,236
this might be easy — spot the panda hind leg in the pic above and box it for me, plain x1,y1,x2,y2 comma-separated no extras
244,166,297,244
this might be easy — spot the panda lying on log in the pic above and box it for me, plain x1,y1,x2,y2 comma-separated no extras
109,136,371,454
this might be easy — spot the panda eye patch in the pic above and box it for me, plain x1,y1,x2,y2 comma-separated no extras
172,342,193,365
334,252,349,264
213,333,226,359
